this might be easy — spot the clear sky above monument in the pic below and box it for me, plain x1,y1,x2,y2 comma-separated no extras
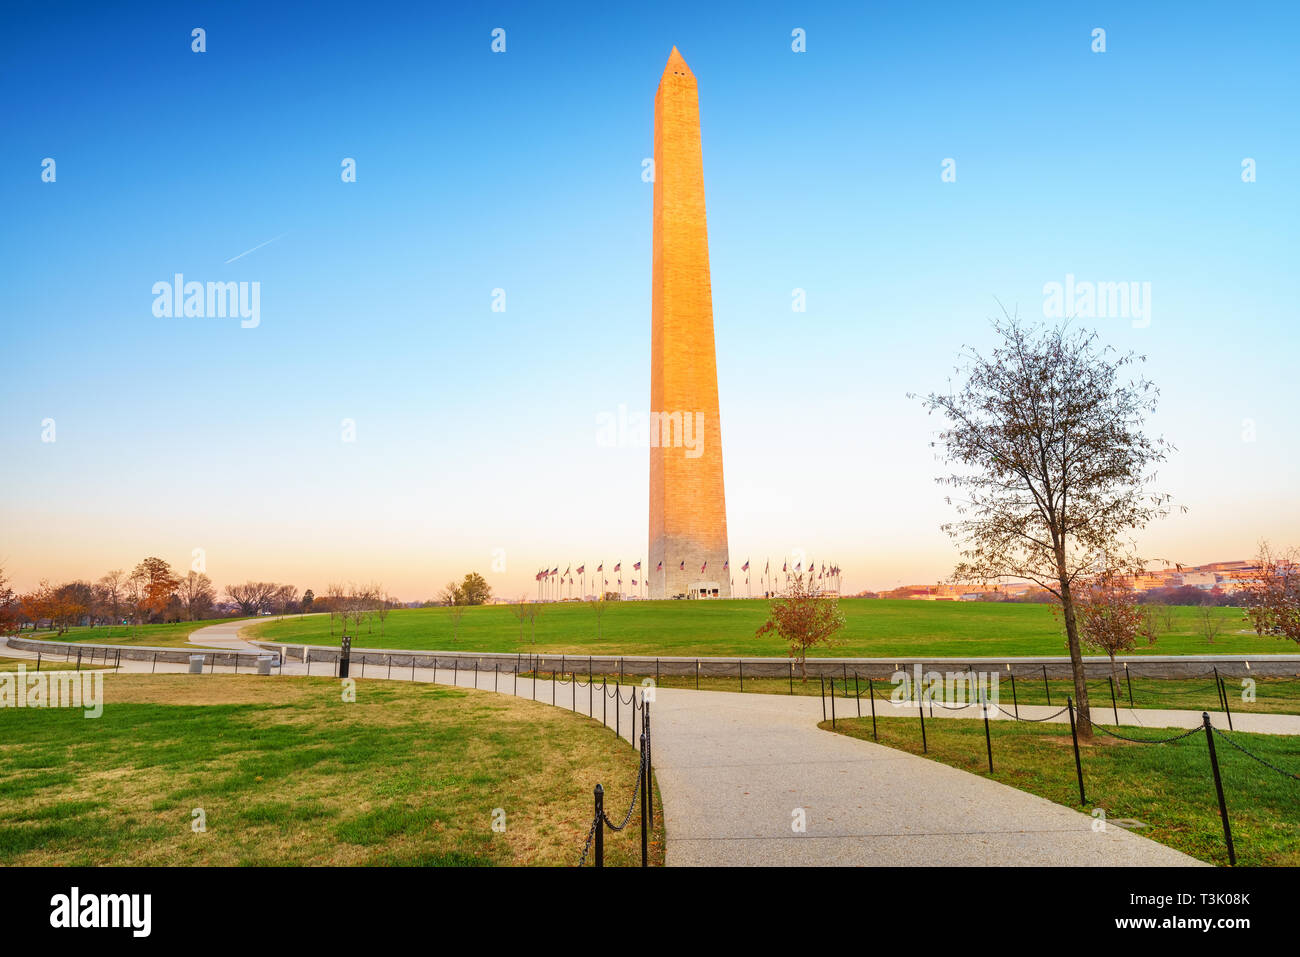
1,1,1296,597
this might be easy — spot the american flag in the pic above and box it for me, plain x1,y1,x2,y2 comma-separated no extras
701,561,707,573
742,560,750,572
576,565,584,574
679,560,685,570
633,561,641,570
657,561,663,571
614,562,621,573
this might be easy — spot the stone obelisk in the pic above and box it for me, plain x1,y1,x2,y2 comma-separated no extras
648,47,731,600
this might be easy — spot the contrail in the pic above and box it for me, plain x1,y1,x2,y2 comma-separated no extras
224,231,289,264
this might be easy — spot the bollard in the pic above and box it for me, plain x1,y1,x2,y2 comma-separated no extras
1010,672,1019,719
1219,677,1234,731
1042,665,1051,705
645,700,653,827
1108,675,1119,724
1067,696,1086,805
917,689,927,753
640,731,649,867
594,785,604,868
1202,712,1236,866
982,699,994,773
868,677,878,740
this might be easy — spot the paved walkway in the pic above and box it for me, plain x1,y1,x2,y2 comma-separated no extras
187,615,313,651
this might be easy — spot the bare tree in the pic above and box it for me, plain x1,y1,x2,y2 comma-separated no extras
225,581,278,617
510,596,529,643
325,583,345,637
916,315,1175,736
178,570,216,621
1198,605,1225,644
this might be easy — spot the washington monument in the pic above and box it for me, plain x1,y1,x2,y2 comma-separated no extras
648,47,731,599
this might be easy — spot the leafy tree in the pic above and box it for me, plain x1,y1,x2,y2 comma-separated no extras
1243,542,1300,643
1072,566,1156,689
131,557,181,624
755,573,845,680
916,315,1175,736
459,572,491,606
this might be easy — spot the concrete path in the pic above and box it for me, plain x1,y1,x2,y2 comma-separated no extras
187,615,317,651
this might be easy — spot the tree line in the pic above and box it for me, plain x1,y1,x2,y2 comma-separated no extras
0,557,314,635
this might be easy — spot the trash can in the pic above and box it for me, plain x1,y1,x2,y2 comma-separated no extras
256,655,275,675
188,655,205,674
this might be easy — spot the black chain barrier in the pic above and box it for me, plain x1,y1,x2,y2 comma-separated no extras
1211,727,1300,782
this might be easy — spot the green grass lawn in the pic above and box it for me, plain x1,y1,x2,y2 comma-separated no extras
244,599,1284,659
0,674,661,866
825,714,1300,866
14,617,254,648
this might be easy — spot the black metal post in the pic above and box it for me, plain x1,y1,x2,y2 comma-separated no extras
918,689,927,753
1220,677,1234,731
820,676,826,721
76,649,82,672
640,732,649,867
388,654,392,679
868,677,877,740
1108,675,1119,724
645,700,653,827
695,659,699,690
854,672,861,717
1124,663,1134,708
1010,672,1019,718
789,660,793,694
474,659,478,688
1042,664,1051,705
1067,696,1086,805
983,701,994,773
152,652,157,674
739,658,743,692
829,678,836,729
594,785,604,868
36,652,41,672
453,658,458,686
1202,712,1236,866
602,678,607,727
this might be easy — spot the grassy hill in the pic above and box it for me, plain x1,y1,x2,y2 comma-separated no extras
243,599,1281,658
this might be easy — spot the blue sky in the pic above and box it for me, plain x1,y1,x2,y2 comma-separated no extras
2,0,1297,598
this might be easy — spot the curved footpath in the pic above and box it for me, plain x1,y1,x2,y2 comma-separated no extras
3,628,1232,866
